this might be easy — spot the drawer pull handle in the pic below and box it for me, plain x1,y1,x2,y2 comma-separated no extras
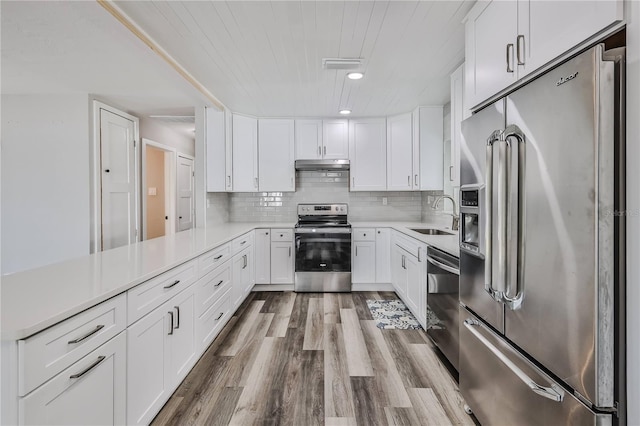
70,355,106,379
215,280,223,287
215,312,224,321
164,280,180,289
68,325,104,344
214,255,223,260
240,240,247,245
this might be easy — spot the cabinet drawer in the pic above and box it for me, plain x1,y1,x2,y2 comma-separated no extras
232,232,254,254
394,232,422,259
195,260,232,316
20,331,126,425
127,260,198,326
18,294,126,396
353,228,376,241
270,229,293,242
196,289,232,352
198,243,231,278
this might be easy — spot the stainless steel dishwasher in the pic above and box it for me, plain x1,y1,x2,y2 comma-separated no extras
426,246,460,371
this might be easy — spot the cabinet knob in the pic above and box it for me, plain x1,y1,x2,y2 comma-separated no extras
363,234,366,237
280,234,283,237
378,231,380,234
104,169,110,173
179,216,182,219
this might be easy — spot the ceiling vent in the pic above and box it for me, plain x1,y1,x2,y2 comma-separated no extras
322,58,362,70
149,115,195,123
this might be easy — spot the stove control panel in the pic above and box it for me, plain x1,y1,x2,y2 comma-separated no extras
298,203,348,215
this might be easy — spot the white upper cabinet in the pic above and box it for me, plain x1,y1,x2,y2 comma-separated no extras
349,118,387,191
464,0,519,109
322,119,349,159
295,119,323,159
387,113,415,191
232,114,258,192
465,0,623,109
415,106,444,190
521,1,623,75
258,119,295,192
449,64,466,188
206,108,234,192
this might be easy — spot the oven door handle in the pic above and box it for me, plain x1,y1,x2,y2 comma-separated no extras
294,228,352,234
426,256,459,275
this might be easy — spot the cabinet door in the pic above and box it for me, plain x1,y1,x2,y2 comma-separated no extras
417,106,444,190
386,113,414,191
254,229,271,284
375,229,391,283
127,301,172,426
242,248,255,296
270,241,294,284
322,120,349,159
404,253,421,317
352,241,376,283
417,245,428,329
232,252,246,310
520,0,623,76
465,0,518,108
232,114,258,192
295,119,323,159
450,64,464,187
349,118,387,191
224,110,233,190
205,107,227,192
167,286,197,386
21,332,126,426
258,119,295,192
391,247,408,298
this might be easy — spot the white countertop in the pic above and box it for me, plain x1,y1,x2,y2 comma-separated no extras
1,222,294,340
350,221,460,257
1,220,457,341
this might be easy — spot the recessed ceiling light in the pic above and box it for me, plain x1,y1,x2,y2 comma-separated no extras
347,72,364,80
339,109,352,115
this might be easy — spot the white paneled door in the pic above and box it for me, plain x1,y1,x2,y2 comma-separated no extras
100,109,137,250
177,155,195,232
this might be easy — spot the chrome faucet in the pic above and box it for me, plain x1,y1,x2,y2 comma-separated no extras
433,195,459,231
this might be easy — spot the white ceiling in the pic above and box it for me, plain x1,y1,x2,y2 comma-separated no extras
0,1,202,121
2,1,474,120
114,0,475,118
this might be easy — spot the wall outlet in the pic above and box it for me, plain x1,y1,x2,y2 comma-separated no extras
382,197,388,205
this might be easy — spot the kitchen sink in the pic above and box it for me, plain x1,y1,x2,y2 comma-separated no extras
409,228,454,236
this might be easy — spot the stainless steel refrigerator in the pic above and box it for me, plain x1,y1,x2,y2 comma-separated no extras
459,44,625,425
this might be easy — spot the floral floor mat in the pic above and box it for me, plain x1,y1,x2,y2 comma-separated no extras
366,299,422,330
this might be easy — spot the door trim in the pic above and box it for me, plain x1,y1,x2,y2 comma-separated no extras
141,139,177,240
90,100,140,253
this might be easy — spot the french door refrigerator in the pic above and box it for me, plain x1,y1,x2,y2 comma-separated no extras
459,44,625,425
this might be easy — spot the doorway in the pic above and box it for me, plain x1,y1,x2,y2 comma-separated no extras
142,139,176,240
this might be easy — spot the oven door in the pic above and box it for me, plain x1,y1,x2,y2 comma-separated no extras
294,228,352,292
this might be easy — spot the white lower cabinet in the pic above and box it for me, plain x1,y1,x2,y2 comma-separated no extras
375,229,391,283
20,332,126,426
196,289,232,352
127,284,196,426
352,241,376,283
391,232,428,329
254,229,271,284
270,241,293,284
232,247,254,309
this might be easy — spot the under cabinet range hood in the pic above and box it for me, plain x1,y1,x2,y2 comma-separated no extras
294,159,350,171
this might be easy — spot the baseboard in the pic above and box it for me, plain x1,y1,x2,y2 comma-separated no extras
252,284,295,292
351,283,394,291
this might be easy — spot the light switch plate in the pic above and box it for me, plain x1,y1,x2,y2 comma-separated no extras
148,187,157,196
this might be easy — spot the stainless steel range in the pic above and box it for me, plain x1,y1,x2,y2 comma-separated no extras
294,203,351,292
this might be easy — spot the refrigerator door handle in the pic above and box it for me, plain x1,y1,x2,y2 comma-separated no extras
485,130,507,299
463,319,565,402
502,125,526,310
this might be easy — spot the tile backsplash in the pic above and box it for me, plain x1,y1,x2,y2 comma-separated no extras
218,171,426,223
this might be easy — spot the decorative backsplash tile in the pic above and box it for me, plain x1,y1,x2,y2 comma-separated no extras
206,171,456,225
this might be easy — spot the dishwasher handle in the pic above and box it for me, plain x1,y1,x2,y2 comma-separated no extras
426,255,459,275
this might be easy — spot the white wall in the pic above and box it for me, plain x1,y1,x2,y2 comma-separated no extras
139,117,195,157
1,94,90,274
626,1,639,424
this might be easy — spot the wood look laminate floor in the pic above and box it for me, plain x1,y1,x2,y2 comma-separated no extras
151,291,475,426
